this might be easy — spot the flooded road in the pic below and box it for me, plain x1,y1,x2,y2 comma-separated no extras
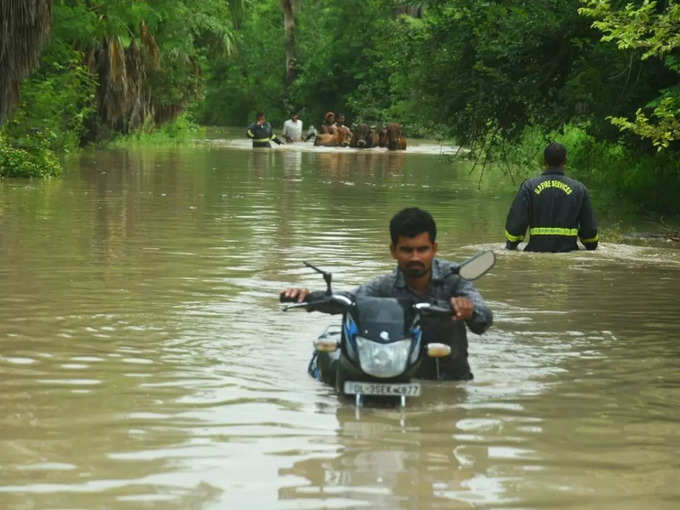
1,135,679,509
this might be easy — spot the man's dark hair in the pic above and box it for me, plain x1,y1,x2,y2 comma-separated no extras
256,112,265,119
544,142,567,167
390,207,437,244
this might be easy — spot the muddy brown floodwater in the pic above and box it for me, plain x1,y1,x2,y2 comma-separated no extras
1,133,679,509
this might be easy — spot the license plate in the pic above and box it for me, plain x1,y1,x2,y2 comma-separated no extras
343,381,421,397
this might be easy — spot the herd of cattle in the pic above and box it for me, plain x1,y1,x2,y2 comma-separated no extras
314,122,407,150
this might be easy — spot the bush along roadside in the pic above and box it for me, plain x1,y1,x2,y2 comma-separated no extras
104,114,204,148
0,134,62,178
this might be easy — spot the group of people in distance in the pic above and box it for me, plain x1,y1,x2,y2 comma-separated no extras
246,111,353,147
280,141,598,382
319,111,348,135
246,112,330,147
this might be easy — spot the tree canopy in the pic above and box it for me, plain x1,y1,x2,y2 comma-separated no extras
580,0,680,150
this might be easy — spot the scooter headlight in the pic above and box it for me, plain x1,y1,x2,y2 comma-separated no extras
356,337,411,378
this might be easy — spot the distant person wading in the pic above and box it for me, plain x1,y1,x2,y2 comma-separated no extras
282,111,303,142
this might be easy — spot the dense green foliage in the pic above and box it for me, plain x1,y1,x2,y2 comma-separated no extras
197,0,285,126
2,0,680,214
49,0,237,138
0,33,94,178
198,1,676,140
0,133,61,178
2,38,96,155
2,0,239,177
580,0,680,150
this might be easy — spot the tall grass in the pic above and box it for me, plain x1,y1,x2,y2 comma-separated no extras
106,114,204,148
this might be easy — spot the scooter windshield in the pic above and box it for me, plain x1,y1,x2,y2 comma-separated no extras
353,296,414,343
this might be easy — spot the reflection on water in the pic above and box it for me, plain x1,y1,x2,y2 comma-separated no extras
1,140,679,509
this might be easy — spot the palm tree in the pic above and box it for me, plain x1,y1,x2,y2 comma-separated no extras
0,0,52,123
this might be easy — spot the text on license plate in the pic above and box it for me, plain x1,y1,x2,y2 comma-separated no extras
343,381,421,397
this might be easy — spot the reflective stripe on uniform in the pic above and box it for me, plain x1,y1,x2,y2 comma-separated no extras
580,234,599,243
529,227,578,236
253,137,272,142
504,230,524,242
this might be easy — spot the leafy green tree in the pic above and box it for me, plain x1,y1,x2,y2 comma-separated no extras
197,0,287,126
579,0,680,150
49,0,238,139
2,0,242,177
1,37,96,154
290,0,403,125
392,1,622,144
1,2,93,178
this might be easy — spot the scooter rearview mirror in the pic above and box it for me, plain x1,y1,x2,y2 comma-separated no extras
303,261,333,295
458,250,496,280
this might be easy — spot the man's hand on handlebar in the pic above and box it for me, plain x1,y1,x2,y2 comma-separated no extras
280,288,311,303
450,297,474,320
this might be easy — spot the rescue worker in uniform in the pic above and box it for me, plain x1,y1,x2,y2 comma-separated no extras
504,142,598,252
247,112,282,148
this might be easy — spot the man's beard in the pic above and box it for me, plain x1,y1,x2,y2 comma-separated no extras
403,262,429,278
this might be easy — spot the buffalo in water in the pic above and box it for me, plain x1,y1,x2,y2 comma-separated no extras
350,123,379,148
379,123,407,150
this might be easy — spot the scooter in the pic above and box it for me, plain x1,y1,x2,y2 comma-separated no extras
281,251,495,407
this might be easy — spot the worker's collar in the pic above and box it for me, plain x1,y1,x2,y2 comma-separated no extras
394,259,445,289
543,167,565,175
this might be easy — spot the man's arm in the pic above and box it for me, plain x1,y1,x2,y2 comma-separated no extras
504,182,530,250
453,279,493,335
578,187,598,250
266,123,283,145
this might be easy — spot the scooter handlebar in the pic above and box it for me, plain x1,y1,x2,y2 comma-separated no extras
282,301,312,310
281,293,352,312
413,302,453,317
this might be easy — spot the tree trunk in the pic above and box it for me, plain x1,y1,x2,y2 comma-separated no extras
0,0,52,124
279,0,300,91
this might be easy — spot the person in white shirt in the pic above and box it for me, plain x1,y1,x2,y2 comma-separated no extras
282,112,303,142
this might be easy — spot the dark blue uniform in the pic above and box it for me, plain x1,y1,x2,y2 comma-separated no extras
505,168,598,252
247,121,281,148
